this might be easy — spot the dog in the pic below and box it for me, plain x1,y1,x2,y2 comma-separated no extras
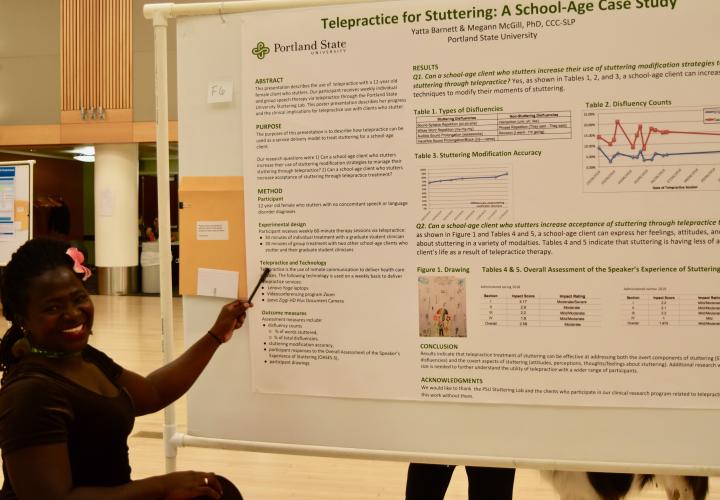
542,470,708,500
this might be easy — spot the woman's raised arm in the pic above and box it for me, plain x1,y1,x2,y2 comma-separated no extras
118,300,251,416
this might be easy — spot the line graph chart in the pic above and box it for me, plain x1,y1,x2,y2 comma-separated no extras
420,165,512,221
584,107,720,193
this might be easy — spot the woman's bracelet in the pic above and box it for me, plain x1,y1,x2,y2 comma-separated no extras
207,330,223,345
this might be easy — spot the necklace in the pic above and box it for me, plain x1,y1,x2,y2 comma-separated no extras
13,334,84,360
29,345,82,359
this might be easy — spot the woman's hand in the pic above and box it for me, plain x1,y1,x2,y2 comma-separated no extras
208,299,252,343
163,470,223,499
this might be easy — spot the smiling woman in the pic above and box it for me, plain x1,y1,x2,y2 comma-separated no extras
14,265,93,358
0,238,251,500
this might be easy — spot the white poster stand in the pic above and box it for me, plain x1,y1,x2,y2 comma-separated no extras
145,0,720,476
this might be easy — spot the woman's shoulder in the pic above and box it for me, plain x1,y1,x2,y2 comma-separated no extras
1,345,113,392
82,344,124,379
0,367,69,417
1,364,67,394
82,344,109,362
0,345,123,396
0,368,73,453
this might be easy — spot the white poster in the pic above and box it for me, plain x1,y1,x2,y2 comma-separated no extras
241,0,720,408
0,166,16,241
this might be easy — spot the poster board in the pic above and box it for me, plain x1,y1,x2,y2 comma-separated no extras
0,161,33,265
174,0,720,473
178,176,247,298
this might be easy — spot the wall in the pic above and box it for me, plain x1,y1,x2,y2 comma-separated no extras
0,0,60,125
0,152,84,242
0,0,194,127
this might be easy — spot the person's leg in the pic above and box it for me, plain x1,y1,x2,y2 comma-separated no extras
465,466,515,500
405,463,456,500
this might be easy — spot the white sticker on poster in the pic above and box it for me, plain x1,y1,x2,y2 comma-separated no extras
197,221,229,240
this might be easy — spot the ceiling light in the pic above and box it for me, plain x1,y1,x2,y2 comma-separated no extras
73,155,95,163
67,146,95,156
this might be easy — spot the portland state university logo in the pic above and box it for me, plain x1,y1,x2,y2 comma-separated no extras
252,41,270,60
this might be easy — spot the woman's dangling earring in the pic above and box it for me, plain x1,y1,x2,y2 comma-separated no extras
11,326,32,358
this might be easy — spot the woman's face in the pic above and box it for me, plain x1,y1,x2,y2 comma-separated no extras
19,266,94,353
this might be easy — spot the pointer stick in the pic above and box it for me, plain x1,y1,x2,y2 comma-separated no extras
248,267,271,303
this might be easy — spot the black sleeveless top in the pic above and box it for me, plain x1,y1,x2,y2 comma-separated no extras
0,345,135,498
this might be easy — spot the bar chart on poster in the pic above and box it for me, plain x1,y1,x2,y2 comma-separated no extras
174,0,720,471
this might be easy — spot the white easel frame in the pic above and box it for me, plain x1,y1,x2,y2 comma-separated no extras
143,0,389,474
143,0,720,478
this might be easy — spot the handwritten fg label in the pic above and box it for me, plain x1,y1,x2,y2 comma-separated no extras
207,81,233,103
